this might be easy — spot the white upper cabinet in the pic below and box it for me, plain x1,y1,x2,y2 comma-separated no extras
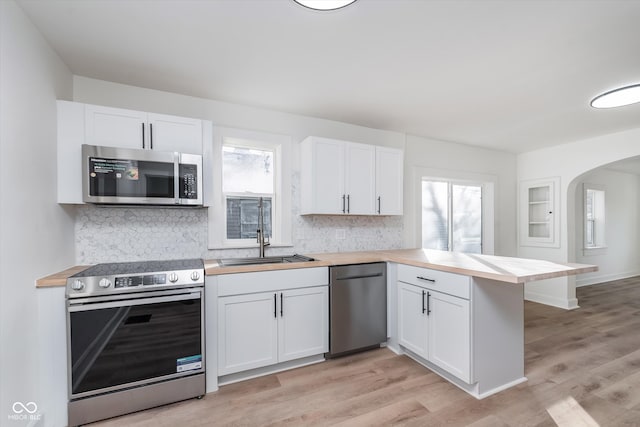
375,146,404,215
84,104,203,154
519,177,560,247
301,137,345,214
147,113,202,154
57,100,208,204
300,136,403,215
85,104,148,150
345,143,376,215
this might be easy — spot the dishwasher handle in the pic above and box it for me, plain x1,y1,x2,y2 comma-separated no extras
334,273,384,281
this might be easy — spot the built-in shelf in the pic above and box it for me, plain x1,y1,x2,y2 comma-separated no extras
520,177,560,247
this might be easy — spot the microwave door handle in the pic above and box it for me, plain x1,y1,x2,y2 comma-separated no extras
174,152,180,205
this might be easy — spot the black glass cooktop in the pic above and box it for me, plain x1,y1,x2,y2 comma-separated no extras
71,258,204,278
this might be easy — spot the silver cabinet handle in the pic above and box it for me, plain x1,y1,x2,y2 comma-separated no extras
377,196,381,214
342,194,346,213
347,194,350,213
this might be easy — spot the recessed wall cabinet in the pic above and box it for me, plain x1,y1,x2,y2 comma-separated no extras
57,100,211,204
397,265,471,383
519,177,560,247
300,136,403,215
216,268,329,376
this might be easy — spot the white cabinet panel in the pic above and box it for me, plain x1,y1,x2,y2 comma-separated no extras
85,104,147,150
301,137,345,214
397,282,428,358
375,147,404,215
428,291,471,383
217,292,278,375
278,287,329,362
147,113,202,154
345,143,376,215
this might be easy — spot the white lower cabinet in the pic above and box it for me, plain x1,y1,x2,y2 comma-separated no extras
397,265,471,384
397,282,429,356
218,292,279,375
427,291,470,383
217,279,328,376
278,287,329,362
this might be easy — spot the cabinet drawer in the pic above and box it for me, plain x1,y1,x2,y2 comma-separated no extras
217,267,329,297
397,264,470,300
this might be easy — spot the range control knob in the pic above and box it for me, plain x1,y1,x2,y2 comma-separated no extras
98,278,112,289
190,271,201,281
71,279,85,291
168,273,179,283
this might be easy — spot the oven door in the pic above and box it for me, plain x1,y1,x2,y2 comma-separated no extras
67,288,204,399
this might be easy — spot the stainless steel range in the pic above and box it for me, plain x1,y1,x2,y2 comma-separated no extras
66,259,205,426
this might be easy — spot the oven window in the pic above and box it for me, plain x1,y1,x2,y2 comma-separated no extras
69,297,201,395
89,158,175,198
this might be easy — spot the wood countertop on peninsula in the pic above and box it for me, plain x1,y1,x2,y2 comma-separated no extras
204,249,596,284
37,249,597,288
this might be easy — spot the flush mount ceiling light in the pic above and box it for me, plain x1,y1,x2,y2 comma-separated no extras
293,0,357,11
591,84,640,109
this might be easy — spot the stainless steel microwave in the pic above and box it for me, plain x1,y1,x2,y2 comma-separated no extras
82,144,203,206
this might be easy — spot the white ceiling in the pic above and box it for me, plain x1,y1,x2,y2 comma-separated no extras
17,0,640,153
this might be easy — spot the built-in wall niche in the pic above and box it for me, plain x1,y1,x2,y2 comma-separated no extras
519,177,560,247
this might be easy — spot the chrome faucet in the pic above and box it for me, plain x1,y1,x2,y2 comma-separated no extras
257,197,270,258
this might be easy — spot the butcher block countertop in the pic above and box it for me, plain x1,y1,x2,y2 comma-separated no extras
204,248,596,284
37,249,596,288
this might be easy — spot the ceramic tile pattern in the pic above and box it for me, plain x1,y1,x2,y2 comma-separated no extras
75,173,404,264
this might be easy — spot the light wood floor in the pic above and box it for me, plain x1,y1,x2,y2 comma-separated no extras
91,277,640,426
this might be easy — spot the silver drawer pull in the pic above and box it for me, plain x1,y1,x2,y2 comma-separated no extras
417,276,436,283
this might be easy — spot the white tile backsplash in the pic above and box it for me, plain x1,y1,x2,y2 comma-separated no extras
75,172,404,264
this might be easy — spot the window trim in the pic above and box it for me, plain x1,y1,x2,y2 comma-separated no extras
208,126,292,250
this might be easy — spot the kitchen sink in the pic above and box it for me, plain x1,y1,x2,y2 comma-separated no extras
217,254,315,267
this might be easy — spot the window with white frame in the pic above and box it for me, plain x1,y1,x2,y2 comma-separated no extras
422,179,483,253
584,184,605,249
223,146,274,240
208,127,292,249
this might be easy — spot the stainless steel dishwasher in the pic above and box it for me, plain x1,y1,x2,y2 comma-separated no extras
327,262,387,357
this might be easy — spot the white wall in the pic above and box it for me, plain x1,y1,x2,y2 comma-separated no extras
403,134,517,256
574,168,640,286
518,128,640,308
0,1,74,425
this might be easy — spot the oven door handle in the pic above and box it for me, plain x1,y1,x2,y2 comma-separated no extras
68,292,201,312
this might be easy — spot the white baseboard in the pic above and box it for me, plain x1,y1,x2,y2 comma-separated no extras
576,271,640,287
524,291,579,310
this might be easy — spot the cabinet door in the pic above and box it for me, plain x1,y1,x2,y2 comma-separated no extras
427,291,471,383
375,147,403,215
345,143,376,215
278,286,328,362
85,104,147,150
397,282,428,359
305,137,346,214
147,113,202,154
218,292,278,375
